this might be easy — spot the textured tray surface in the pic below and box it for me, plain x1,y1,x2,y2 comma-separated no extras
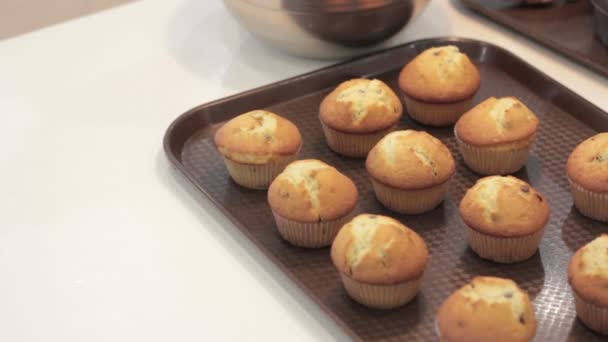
461,0,608,77
164,38,608,341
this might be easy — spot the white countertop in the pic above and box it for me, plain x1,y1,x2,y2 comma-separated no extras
1,1,607,341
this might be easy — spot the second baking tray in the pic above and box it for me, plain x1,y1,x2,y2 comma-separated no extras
164,37,608,341
461,0,608,77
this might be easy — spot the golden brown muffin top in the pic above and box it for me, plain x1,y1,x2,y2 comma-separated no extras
319,78,403,133
331,214,428,285
398,45,480,103
214,110,302,164
268,159,358,223
365,130,455,189
569,234,608,307
567,133,608,193
437,276,537,342
455,97,539,147
459,176,550,237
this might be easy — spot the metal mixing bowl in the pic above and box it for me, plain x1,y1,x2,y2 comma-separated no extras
223,0,430,59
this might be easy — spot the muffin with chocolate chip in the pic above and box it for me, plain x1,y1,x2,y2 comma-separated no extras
268,159,358,248
568,234,608,334
319,78,402,157
331,214,429,309
366,130,455,214
398,45,480,126
214,110,302,189
437,276,537,342
567,133,608,222
459,176,550,263
455,96,539,175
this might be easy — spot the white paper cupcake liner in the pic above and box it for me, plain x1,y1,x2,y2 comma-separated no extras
272,211,354,248
403,95,473,127
466,226,545,263
573,291,608,334
568,178,608,222
321,122,394,158
371,178,449,214
222,154,297,189
340,273,423,309
455,132,533,176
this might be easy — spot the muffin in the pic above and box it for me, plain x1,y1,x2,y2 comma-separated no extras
455,96,539,175
567,133,608,222
398,45,480,126
568,234,608,334
319,78,402,157
366,130,455,214
459,176,550,263
268,159,358,248
437,276,537,342
214,110,302,189
331,214,429,309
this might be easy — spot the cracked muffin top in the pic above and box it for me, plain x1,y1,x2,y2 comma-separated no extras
366,130,455,189
437,276,537,342
455,96,539,147
398,45,480,103
267,159,358,223
331,214,428,285
459,176,550,237
319,78,402,134
214,110,302,164
567,133,608,193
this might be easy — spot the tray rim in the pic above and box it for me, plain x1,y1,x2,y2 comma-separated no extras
460,0,608,78
162,36,608,340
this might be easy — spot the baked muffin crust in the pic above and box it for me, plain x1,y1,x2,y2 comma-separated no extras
320,78,402,134
567,133,608,193
268,159,358,223
437,276,537,342
569,234,608,307
366,130,455,189
398,45,480,103
214,110,302,164
455,97,539,147
331,214,428,284
460,176,550,237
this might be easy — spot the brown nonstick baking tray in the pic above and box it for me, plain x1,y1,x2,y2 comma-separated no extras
164,37,608,341
461,0,608,78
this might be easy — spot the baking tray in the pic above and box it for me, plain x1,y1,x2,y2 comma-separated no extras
164,37,608,341
461,0,608,78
